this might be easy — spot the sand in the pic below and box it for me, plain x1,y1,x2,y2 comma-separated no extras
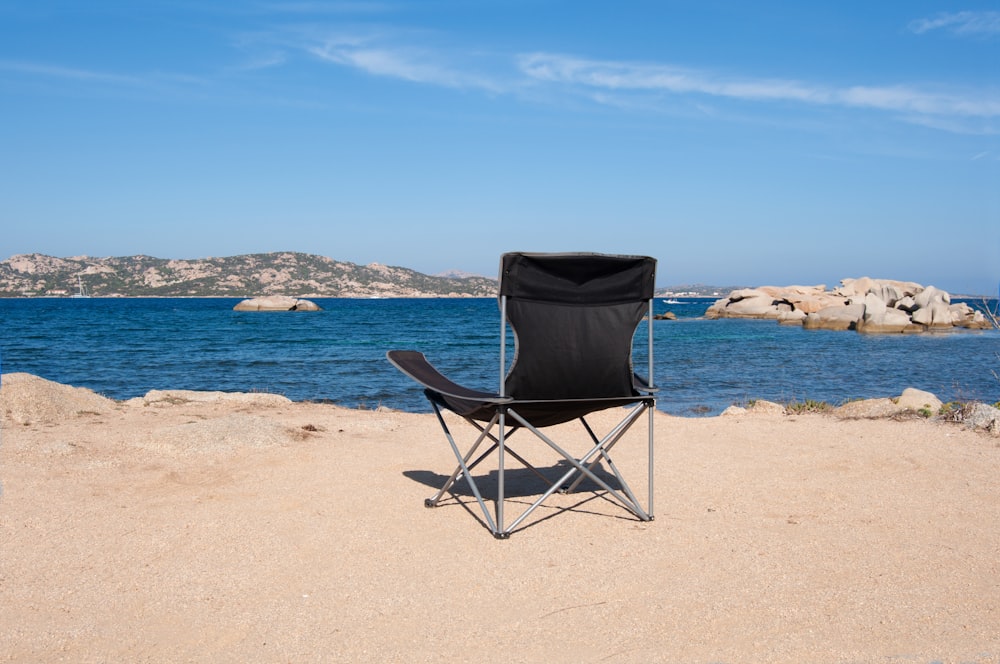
1,372,999,663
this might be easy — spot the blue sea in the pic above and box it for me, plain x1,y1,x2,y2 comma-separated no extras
1,297,998,416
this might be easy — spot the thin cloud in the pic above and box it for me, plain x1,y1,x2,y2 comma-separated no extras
909,11,1000,36
6,26,996,135
0,60,142,85
0,58,217,104
306,34,507,93
518,53,830,104
517,53,1000,125
225,28,1000,133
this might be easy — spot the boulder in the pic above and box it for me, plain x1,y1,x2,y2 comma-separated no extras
833,277,875,298
911,300,953,329
950,303,992,330
913,285,950,309
718,292,778,318
857,307,921,334
871,283,900,306
747,399,786,415
787,294,836,314
964,403,1000,435
720,405,747,417
832,398,904,419
895,388,943,414
128,389,292,408
721,400,788,417
233,296,322,312
776,310,807,325
862,292,887,319
705,293,777,319
894,296,918,313
802,303,866,331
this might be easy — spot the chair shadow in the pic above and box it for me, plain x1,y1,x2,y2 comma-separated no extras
403,459,639,536
402,458,623,500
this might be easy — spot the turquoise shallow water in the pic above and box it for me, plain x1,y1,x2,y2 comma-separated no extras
1,297,998,416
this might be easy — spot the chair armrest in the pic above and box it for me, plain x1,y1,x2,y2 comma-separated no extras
632,373,660,394
387,350,511,403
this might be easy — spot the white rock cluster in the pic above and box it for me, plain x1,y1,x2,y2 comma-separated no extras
704,277,991,333
233,295,322,312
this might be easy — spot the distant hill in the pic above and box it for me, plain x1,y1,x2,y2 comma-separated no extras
0,252,499,298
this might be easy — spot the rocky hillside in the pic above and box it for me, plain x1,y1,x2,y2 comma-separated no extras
0,253,498,298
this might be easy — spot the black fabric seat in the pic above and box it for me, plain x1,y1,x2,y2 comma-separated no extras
388,252,657,538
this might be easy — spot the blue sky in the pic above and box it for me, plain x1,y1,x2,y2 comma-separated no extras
1,1,998,294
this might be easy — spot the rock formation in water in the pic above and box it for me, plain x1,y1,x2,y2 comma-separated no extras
704,277,991,333
233,296,321,312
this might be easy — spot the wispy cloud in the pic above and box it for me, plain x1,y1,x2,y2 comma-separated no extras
517,53,1000,124
5,25,997,135
0,60,142,85
305,33,508,93
909,11,1000,37
0,58,215,104
284,32,1000,131
518,53,829,104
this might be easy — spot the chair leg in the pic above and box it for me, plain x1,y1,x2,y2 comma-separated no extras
429,403,499,535
497,409,507,538
425,415,495,507
648,401,655,520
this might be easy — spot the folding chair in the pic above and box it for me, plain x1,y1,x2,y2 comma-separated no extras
388,252,657,538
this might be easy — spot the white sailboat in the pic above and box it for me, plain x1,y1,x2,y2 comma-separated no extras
71,275,91,298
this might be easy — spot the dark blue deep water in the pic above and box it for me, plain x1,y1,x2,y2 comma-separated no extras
1,297,998,416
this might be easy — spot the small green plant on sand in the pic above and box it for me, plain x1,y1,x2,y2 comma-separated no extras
939,402,960,417
785,399,832,414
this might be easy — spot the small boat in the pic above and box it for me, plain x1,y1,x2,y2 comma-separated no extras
662,298,681,304
71,276,91,298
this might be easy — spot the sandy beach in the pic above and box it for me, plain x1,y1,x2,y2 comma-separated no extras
2,373,999,663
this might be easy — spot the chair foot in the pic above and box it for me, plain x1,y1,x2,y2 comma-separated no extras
493,531,510,540
424,498,437,508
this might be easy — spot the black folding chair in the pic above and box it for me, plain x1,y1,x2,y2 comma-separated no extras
388,252,657,538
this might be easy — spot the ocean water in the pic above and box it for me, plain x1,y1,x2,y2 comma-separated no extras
1,297,998,416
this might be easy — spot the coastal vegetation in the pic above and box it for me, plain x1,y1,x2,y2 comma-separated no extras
739,391,1000,431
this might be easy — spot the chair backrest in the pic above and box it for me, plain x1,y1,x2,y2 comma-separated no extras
498,252,656,400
